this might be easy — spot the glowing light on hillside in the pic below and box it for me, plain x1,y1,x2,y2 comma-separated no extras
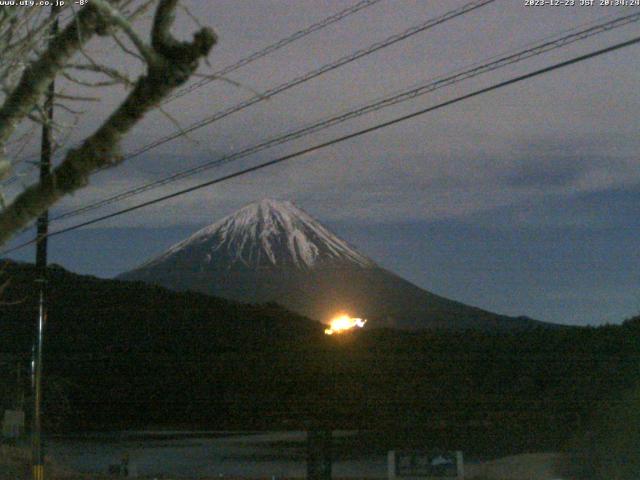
324,313,367,335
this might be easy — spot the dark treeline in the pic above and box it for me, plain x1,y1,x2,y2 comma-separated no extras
1,259,639,461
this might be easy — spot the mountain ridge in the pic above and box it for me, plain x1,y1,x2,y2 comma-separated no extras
131,199,374,273
120,199,551,330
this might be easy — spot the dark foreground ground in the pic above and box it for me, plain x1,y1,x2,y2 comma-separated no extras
2,438,568,480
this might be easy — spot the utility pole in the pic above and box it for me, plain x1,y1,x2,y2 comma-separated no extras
32,5,59,480
16,362,24,409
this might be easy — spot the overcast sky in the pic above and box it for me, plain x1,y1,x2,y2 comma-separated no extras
4,0,640,325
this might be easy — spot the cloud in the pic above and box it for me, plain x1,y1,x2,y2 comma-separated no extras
45,126,638,232
500,134,640,190
8,0,638,235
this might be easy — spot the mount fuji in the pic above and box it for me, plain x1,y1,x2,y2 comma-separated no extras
119,199,546,330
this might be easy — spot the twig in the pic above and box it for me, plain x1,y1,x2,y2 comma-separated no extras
90,0,157,65
0,0,217,245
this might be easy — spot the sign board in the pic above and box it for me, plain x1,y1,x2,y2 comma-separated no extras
388,450,464,479
2,409,25,439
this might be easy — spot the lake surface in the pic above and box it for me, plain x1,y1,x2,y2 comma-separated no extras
47,431,389,478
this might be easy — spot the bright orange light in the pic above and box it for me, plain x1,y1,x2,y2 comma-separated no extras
324,313,367,335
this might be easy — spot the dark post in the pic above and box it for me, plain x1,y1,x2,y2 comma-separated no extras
32,5,59,480
307,428,332,480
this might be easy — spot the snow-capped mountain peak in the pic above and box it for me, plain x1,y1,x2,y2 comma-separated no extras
139,199,375,271
120,199,547,331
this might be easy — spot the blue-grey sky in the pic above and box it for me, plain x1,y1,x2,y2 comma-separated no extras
3,0,640,325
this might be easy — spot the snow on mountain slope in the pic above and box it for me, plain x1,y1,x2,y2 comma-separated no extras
135,199,375,272
120,199,550,330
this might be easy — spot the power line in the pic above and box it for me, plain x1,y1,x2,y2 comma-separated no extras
1,0,383,187
117,0,497,162
1,7,71,185
6,9,622,193
3,34,639,256
2,0,494,189
164,0,384,103
50,11,640,223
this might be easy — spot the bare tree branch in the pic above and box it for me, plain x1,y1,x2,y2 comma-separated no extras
0,4,110,153
111,31,145,63
0,0,217,246
62,70,123,89
53,101,86,116
54,92,100,102
90,0,157,65
0,159,9,180
65,63,134,87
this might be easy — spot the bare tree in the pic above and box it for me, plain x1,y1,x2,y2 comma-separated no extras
0,0,216,246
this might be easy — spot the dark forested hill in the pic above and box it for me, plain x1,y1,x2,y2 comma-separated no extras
1,259,639,458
